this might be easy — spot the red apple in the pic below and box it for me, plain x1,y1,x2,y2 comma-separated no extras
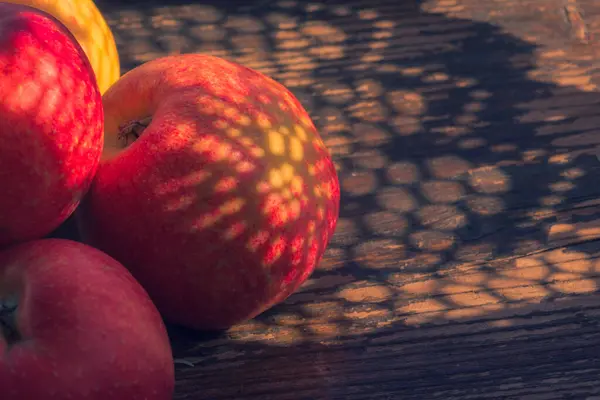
79,54,340,330
0,238,174,399
0,3,103,246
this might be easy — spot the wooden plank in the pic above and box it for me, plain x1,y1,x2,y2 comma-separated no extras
89,0,600,398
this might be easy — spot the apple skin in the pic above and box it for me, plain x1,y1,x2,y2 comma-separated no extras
0,3,103,247
2,0,121,94
0,239,174,399
79,54,340,331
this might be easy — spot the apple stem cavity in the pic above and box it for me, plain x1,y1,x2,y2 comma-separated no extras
118,116,153,147
0,296,20,347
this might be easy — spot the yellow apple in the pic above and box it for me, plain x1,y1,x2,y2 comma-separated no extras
4,0,120,94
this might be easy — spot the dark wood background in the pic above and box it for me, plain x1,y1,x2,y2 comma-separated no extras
75,0,600,398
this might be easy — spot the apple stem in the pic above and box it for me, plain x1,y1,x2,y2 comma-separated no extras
117,116,153,147
0,299,20,347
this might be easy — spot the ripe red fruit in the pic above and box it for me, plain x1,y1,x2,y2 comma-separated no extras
79,54,340,330
0,3,103,246
0,239,174,399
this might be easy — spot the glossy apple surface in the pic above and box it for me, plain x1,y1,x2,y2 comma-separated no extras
3,0,121,93
0,3,103,247
0,239,174,399
80,54,340,330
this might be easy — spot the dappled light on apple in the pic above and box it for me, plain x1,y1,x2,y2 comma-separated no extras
169,93,337,251
0,4,103,246
148,102,332,246
210,111,333,267
81,52,341,331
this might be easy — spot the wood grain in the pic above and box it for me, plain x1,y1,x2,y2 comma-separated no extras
85,0,600,398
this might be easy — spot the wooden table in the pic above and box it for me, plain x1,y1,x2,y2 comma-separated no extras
92,0,600,398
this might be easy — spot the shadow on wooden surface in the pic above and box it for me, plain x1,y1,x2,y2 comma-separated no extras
49,0,600,398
